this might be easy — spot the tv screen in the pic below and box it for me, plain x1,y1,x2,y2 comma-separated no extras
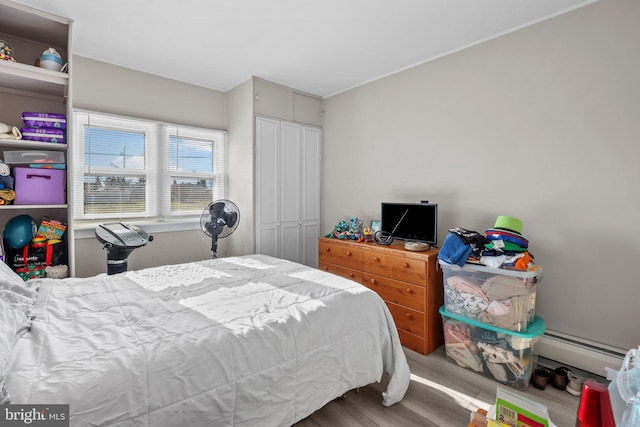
380,202,438,245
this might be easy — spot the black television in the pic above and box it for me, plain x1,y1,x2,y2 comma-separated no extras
380,202,438,245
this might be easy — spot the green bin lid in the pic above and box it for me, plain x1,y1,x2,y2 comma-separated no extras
439,305,545,338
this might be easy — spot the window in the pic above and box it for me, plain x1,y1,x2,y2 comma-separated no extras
164,125,226,217
72,111,226,222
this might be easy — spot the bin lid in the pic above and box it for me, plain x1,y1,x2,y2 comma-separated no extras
438,259,542,279
439,305,546,338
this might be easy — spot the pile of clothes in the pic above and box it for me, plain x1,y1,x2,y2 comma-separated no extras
438,215,534,270
443,269,533,331
443,317,532,390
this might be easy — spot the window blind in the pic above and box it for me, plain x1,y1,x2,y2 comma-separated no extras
72,110,226,223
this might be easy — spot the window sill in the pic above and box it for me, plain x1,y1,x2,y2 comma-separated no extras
74,219,201,239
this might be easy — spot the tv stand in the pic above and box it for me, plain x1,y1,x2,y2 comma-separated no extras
318,237,444,355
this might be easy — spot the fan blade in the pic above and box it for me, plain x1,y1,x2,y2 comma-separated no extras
206,217,226,236
209,201,226,217
226,212,238,229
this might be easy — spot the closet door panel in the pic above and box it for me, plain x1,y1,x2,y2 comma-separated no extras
303,222,320,267
302,127,321,223
256,118,280,225
281,222,301,263
281,122,301,224
293,93,322,127
258,225,279,258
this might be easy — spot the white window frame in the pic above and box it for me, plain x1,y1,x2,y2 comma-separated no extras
71,110,226,227
162,124,226,218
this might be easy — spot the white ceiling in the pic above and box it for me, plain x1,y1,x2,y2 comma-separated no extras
11,0,594,97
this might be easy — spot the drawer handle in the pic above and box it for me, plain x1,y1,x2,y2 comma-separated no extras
373,257,380,262
349,272,354,278
370,279,376,285
346,251,352,256
405,312,413,319
406,288,413,294
26,174,51,180
323,266,329,271
403,262,409,268
325,247,331,252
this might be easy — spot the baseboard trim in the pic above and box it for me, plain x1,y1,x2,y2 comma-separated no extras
537,330,626,376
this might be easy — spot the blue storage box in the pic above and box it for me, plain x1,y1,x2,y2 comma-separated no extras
440,306,545,390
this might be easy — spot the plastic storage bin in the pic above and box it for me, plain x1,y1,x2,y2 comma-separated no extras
440,306,545,391
13,167,65,205
439,260,542,332
4,150,65,169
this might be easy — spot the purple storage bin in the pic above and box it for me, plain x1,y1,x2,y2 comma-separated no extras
13,167,65,205
20,127,65,144
21,112,67,129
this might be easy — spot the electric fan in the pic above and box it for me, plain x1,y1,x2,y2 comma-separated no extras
200,199,240,258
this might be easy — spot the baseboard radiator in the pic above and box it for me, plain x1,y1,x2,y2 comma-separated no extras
537,330,626,376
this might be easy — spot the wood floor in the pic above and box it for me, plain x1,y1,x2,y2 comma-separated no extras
295,346,583,426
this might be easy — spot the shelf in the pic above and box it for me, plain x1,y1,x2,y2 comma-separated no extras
0,139,67,151
0,60,68,97
0,204,67,210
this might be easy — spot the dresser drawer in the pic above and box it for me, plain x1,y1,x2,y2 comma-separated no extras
386,301,425,337
318,240,363,270
363,252,427,286
318,261,363,283
397,329,426,354
362,273,425,312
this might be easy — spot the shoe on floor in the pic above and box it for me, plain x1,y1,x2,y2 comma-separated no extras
531,367,552,390
551,366,570,390
566,372,585,396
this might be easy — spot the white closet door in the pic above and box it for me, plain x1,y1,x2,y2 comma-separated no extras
280,122,302,263
255,117,280,258
301,126,321,267
255,117,321,267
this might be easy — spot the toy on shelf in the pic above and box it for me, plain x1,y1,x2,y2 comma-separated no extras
45,264,69,279
348,217,364,240
326,217,365,240
357,227,375,243
0,159,15,204
326,219,350,239
0,39,16,62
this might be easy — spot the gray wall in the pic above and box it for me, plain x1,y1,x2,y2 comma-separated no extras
72,56,228,277
322,0,640,351
226,79,256,256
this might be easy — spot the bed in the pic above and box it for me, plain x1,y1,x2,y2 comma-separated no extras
1,254,410,426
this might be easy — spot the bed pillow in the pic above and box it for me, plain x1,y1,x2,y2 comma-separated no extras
0,298,32,404
0,261,37,299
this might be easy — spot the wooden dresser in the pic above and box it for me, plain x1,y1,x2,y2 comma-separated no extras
318,237,444,355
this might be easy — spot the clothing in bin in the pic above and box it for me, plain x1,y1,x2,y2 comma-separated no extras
441,261,542,332
440,306,545,391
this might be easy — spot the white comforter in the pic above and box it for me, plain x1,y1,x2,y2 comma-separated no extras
6,254,410,427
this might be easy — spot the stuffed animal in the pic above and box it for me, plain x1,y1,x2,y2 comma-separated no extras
326,219,350,239
0,160,15,203
45,264,69,279
357,227,375,243
349,217,364,240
